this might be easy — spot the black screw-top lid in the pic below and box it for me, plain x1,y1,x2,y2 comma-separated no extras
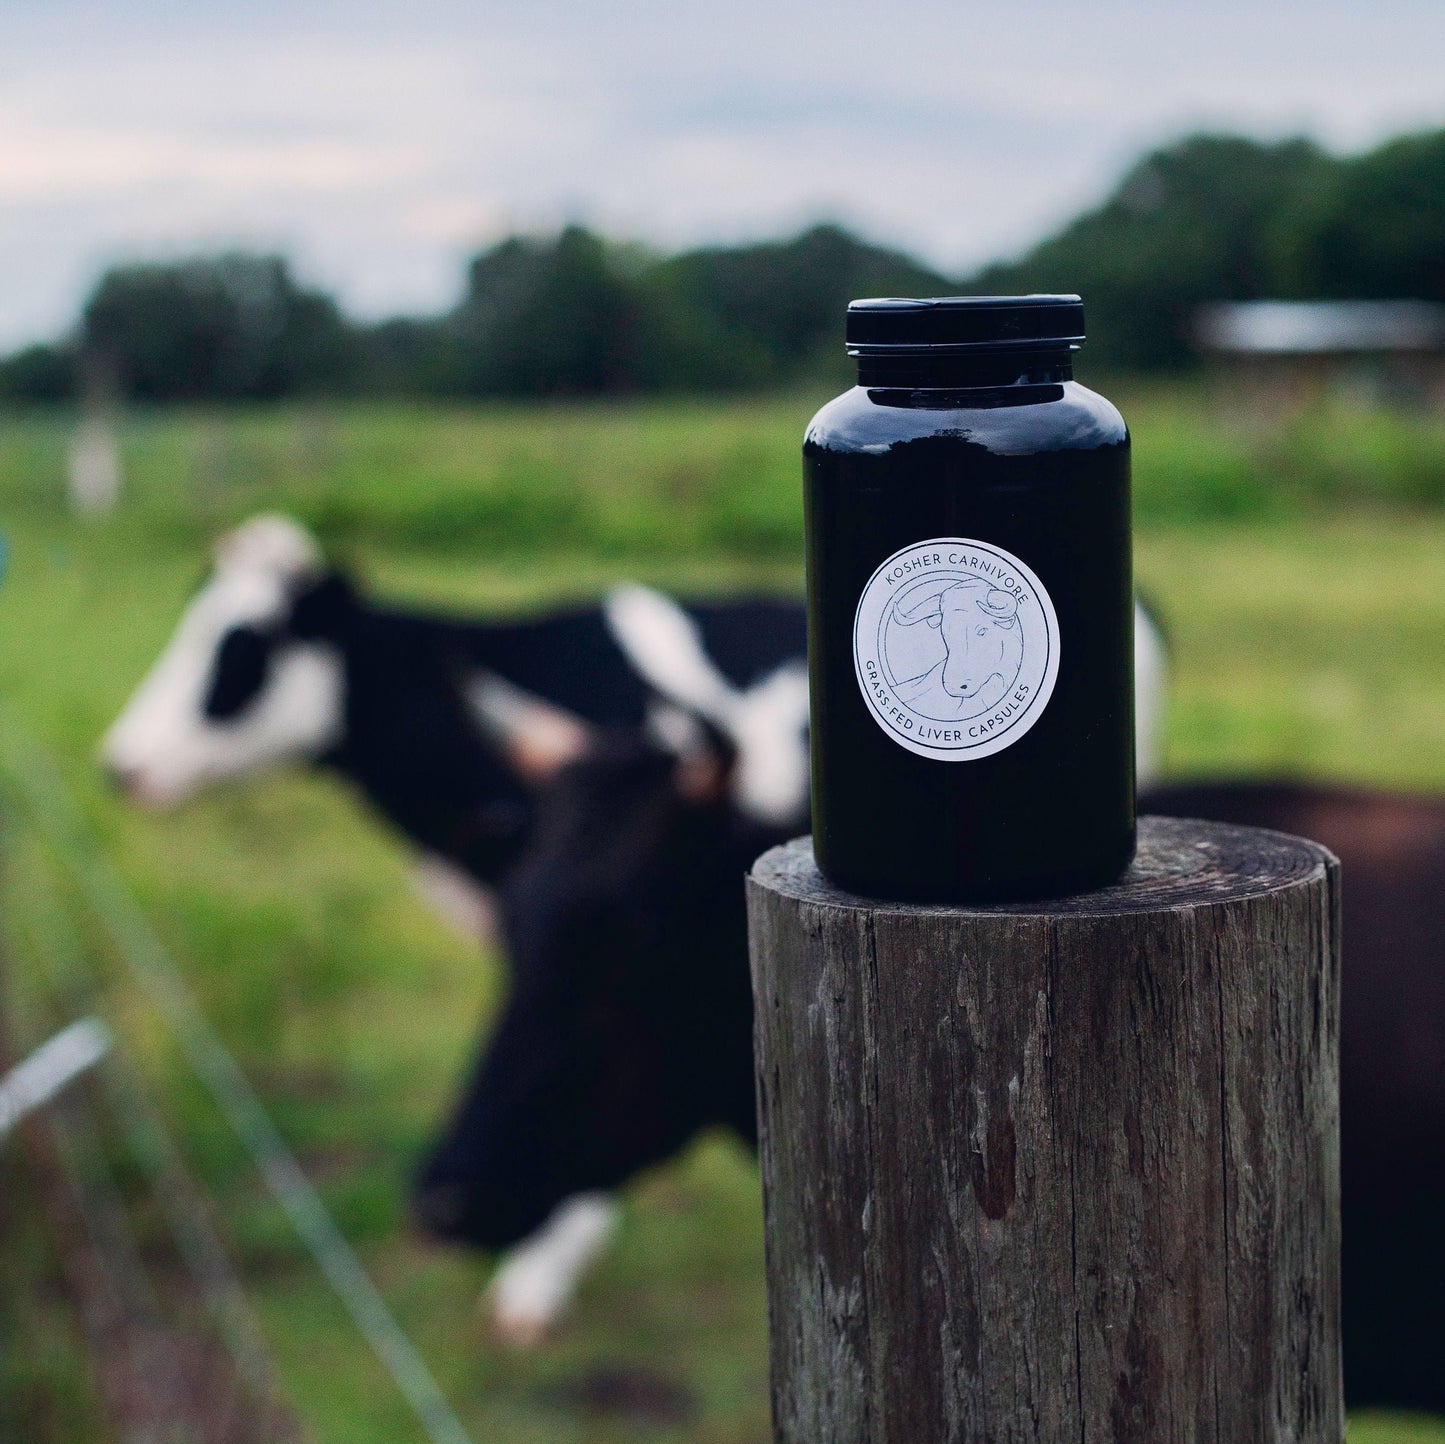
846,295,1085,354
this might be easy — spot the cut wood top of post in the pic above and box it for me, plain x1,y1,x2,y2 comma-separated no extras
753,817,1337,918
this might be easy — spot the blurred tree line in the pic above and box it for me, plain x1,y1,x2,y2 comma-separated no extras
973,129,1445,368
4,126,1445,402
0,226,943,403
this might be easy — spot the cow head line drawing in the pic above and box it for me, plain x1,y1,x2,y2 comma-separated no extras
891,576,1025,714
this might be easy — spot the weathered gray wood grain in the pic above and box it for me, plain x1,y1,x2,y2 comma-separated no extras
747,817,1342,1443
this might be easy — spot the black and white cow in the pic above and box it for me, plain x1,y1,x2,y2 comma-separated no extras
411,717,782,1342
102,513,812,892
103,516,1167,833
102,513,1168,1341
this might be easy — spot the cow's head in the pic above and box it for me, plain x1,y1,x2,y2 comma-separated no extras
412,713,760,1253
896,580,1021,699
101,514,351,807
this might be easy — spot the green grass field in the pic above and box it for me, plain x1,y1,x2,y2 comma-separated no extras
1,390,1443,1441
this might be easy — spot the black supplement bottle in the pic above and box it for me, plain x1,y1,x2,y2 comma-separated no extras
805,295,1135,902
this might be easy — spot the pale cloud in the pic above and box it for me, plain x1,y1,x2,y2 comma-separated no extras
401,197,514,245
2,0,1444,348
0,128,423,201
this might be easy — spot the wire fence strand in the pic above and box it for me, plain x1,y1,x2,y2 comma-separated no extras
15,836,301,1434
0,709,474,1444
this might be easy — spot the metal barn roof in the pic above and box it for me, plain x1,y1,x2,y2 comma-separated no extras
1196,300,1445,355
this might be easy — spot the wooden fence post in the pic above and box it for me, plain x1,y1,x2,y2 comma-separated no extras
746,816,1342,1443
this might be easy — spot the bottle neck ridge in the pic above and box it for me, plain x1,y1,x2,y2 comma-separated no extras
854,346,1074,388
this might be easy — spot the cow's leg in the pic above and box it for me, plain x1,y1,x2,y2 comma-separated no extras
486,1192,620,1346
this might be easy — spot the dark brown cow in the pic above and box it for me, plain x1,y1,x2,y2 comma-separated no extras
1142,780,1445,1412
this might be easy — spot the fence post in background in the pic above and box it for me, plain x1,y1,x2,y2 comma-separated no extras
67,350,122,517
746,817,1342,1442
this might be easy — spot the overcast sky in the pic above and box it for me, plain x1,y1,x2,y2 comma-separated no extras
3,0,1444,348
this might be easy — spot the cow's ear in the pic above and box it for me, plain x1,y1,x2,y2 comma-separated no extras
288,573,357,641
675,745,732,806
667,713,737,806
467,673,592,783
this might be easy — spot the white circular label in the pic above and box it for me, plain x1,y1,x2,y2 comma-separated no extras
852,537,1060,761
